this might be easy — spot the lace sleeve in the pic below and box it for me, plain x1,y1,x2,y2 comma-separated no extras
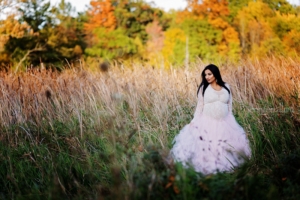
226,84,233,114
192,86,204,120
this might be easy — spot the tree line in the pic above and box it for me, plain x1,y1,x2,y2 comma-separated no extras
0,0,300,69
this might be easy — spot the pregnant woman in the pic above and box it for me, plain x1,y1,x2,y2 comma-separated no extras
170,64,251,175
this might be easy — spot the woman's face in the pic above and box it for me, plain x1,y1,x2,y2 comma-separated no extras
204,69,216,84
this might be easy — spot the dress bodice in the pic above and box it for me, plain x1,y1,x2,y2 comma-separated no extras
202,85,230,119
204,85,230,105
193,83,232,121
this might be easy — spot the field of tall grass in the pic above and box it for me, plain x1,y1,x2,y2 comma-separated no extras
0,57,299,199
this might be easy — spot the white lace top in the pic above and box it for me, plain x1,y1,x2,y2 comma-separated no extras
193,83,232,120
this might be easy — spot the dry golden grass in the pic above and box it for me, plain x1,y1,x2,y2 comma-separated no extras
0,57,300,199
0,57,299,142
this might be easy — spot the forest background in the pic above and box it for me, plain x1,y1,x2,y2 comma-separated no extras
1,0,300,69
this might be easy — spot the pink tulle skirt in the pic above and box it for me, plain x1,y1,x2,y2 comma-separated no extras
170,113,251,174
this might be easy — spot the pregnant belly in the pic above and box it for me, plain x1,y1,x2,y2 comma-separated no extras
202,102,229,119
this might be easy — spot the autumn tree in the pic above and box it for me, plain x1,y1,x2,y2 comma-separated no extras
283,29,300,55
46,0,85,60
228,0,251,23
113,0,166,43
85,27,137,60
161,27,186,66
2,0,53,67
234,1,278,57
84,0,116,32
2,0,86,68
145,20,164,62
263,0,296,14
0,14,34,66
176,0,241,62
272,11,300,56
187,0,229,21
84,0,168,61
18,0,53,32
84,0,126,60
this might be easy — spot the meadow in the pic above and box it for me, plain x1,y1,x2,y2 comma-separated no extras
0,57,299,199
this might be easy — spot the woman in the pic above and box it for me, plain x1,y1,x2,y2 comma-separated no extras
170,64,251,175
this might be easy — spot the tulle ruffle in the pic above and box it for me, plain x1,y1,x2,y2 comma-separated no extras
170,113,251,175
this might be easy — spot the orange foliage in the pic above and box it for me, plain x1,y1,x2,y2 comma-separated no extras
187,0,229,20
184,0,231,31
177,0,230,29
223,26,239,43
283,30,300,54
84,0,117,32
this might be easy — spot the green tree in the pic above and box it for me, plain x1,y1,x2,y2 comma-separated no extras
85,27,137,60
0,13,34,67
113,0,166,44
180,18,222,62
18,0,53,32
49,0,86,60
4,0,86,68
3,0,54,67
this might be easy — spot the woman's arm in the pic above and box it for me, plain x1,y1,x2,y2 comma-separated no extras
192,86,204,121
226,83,233,115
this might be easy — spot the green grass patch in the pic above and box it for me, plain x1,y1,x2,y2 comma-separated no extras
0,97,299,199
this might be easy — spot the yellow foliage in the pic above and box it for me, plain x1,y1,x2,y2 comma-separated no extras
0,15,33,45
0,15,34,62
73,45,83,56
235,1,278,56
176,10,204,24
275,11,297,21
134,37,146,58
240,1,274,21
161,28,186,67
217,42,228,56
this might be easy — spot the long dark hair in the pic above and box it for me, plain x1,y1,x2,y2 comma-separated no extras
196,64,230,96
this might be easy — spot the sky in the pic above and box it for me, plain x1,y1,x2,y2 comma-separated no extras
50,0,300,13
